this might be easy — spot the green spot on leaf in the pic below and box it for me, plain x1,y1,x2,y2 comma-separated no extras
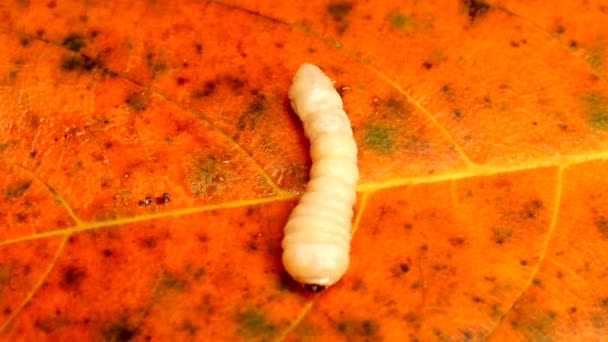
586,38,605,71
235,309,277,339
363,125,395,153
389,12,412,29
583,93,608,129
126,92,147,111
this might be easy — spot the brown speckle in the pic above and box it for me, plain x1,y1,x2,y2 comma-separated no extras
462,0,491,21
60,266,87,290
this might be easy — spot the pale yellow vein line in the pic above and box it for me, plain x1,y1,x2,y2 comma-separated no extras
5,29,285,196
360,64,477,168
5,159,83,225
486,166,564,339
490,3,606,78
148,92,284,196
356,150,608,192
275,300,315,342
0,194,298,247
281,23,477,168
351,191,370,236
0,234,70,333
201,3,478,168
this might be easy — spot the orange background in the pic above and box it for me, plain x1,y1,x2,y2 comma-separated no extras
2,0,608,340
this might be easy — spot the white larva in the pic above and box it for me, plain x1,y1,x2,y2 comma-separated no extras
282,63,358,291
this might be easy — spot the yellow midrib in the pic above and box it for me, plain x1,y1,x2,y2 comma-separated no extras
2,149,608,247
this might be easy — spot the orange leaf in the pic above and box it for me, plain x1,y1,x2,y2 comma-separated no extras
2,0,608,340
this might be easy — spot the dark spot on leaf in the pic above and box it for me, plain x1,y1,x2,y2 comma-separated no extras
34,315,70,333
237,92,267,130
60,266,87,290
493,227,512,244
461,0,491,21
226,76,245,92
62,33,85,52
145,52,167,77
594,215,608,238
192,81,216,98
337,319,379,338
520,259,528,266
20,37,31,46
180,319,198,336
400,264,410,273
463,330,473,340
327,2,353,33
433,264,448,271
102,249,113,257
102,320,137,342
379,96,411,119
60,54,98,72
422,61,433,69
177,77,188,85
159,271,188,292
472,296,485,303
521,199,543,219
194,43,203,54
4,181,31,198
185,265,205,280
449,237,465,246
139,237,157,249
126,92,147,111
247,241,258,251
327,2,353,21
235,309,277,339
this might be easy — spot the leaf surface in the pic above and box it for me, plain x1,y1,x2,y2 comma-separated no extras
1,0,608,340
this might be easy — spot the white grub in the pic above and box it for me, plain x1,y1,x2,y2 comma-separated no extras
282,63,358,289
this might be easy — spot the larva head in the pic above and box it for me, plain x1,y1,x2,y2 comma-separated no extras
282,241,349,288
288,63,343,118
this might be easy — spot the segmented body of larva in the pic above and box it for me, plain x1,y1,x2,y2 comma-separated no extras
282,63,358,290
